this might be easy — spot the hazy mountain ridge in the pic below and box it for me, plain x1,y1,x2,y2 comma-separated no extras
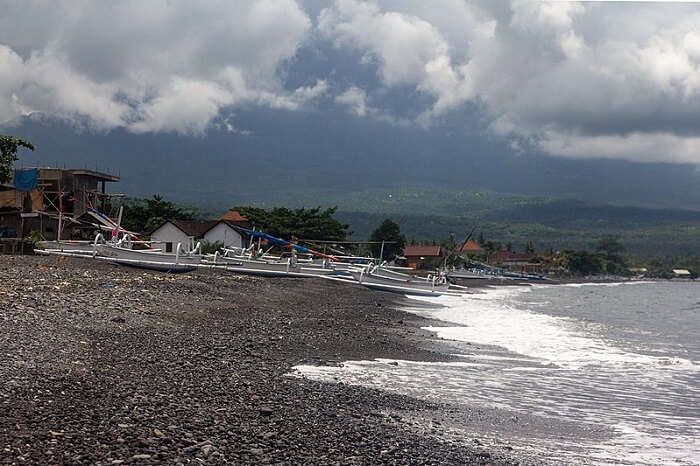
336,211,700,257
9,115,700,211
6,118,700,255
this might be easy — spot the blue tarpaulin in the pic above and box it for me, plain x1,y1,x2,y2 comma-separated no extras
13,169,38,191
242,229,338,260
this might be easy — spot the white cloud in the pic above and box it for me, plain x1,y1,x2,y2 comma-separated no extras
540,130,700,165
292,80,329,101
319,0,477,123
0,0,314,134
3,0,700,165
318,0,700,164
336,86,368,116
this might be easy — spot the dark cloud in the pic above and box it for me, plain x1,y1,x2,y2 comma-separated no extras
2,1,700,164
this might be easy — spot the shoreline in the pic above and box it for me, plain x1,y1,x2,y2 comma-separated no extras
1,256,522,465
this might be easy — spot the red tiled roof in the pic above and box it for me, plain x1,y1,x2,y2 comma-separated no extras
460,239,484,252
169,219,217,237
220,210,248,222
403,245,441,257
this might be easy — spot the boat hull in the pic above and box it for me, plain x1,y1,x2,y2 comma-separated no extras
447,270,489,280
96,245,201,264
38,241,96,255
225,259,342,278
349,270,451,294
109,257,198,273
356,280,453,296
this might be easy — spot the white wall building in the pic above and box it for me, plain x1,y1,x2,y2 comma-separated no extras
150,220,213,252
203,221,244,248
150,211,250,252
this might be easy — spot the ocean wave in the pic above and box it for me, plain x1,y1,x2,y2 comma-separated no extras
406,288,697,371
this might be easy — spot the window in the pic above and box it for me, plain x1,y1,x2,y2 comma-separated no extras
165,242,172,253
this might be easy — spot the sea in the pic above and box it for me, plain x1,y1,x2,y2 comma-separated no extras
294,281,700,465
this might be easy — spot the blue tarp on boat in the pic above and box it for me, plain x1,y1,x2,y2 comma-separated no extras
242,229,337,260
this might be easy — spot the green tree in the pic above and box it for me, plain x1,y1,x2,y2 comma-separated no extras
121,195,195,233
525,240,536,254
0,136,35,184
484,240,502,255
233,206,349,241
369,219,406,260
595,237,626,262
563,250,604,276
595,237,627,274
201,240,224,255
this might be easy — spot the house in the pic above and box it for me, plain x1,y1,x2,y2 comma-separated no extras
489,250,533,264
403,245,442,270
0,167,120,253
150,219,217,252
459,239,485,257
489,250,545,274
150,210,250,252
672,269,692,278
203,211,250,248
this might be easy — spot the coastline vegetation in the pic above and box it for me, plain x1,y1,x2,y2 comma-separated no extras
114,195,698,278
232,206,350,241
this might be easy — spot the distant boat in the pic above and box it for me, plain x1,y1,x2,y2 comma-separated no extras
224,255,348,278
447,268,490,280
349,267,452,295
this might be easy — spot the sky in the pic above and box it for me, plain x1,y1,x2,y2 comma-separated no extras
2,0,700,167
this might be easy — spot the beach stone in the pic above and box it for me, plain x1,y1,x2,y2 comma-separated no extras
200,444,215,457
0,255,519,466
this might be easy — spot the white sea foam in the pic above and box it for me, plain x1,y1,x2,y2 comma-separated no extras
407,288,698,371
293,283,700,465
533,280,655,290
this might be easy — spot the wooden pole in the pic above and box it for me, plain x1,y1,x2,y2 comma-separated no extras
58,177,63,243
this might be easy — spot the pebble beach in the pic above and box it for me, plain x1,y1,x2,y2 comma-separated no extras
0,256,523,465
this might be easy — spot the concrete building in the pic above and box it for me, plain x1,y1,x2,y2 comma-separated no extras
150,220,216,253
203,222,244,248
203,210,250,248
150,210,250,252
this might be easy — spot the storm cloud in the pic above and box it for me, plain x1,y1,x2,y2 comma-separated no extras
2,0,700,164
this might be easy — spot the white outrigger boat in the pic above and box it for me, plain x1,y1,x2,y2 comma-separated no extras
218,229,355,278
95,235,202,273
37,240,97,255
447,268,490,280
349,266,453,296
38,236,203,273
224,259,340,278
